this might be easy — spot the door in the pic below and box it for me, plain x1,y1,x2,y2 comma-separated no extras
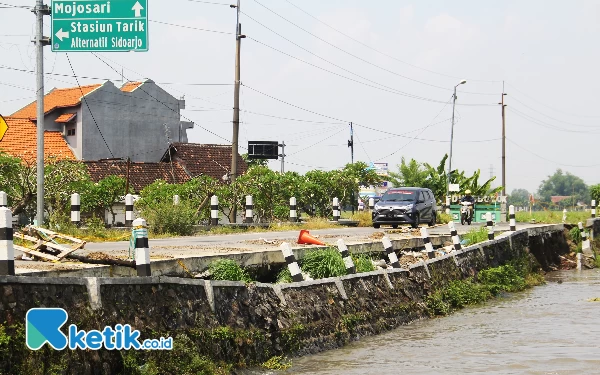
418,191,431,220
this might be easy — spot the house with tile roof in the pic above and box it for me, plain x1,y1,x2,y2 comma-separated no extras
8,79,193,162
161,143,248,181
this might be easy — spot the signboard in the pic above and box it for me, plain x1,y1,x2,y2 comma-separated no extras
373,162,388,176
248,141,279,160
51,0,148,52
0,115,7,141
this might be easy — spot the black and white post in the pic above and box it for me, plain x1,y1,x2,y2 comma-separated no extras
133,218,151,277
173,195,180,205
332,197,340,221
289,197,297,222
368,197,375,211
0,191,6,208
486,212,494,240
509,205,516,231
420,227,435,259
382,236,401,268
336,239,356,274
280,242,303,282
579,222,591,255
448,221,461,250
210,195,219,226
592,200,596,219
70,193,80,226
125,194,134,226
0,208,15,276
245,195,253,224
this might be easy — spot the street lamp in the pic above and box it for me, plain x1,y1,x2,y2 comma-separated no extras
447,80,467,200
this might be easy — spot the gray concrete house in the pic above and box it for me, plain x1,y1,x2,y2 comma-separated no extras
12,79,193,162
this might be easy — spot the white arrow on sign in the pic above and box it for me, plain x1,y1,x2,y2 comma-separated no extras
132,1,144,17
55,28,70,41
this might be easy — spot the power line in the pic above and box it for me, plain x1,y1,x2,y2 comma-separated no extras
92,53,236,145
149,20,233,35
509,95,600,128
283,0,502,85
0,2,31,9
506,138,600,168
373,95,454,161
184,0,231,5
287,127,346,156
505,82,600,119
508,107,600,134
66,54,114,158
251,0,499,95
246,35,495,107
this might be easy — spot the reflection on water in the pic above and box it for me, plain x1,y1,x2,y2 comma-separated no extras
255,270,600,375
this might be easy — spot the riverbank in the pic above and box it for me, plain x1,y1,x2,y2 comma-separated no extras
0,224,582,374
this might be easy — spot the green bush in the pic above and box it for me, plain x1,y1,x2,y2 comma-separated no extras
353,254,375,273
300,248,347,279
463,226,489,245
568,227,581,243
478,265,526,294
141,201,197,236
209,259,253,283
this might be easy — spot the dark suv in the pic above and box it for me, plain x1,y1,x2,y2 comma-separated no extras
372,187,437,228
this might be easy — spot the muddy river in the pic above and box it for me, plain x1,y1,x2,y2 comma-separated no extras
267,270,600,375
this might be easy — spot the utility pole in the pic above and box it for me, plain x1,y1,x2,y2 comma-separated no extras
230,0,245,223
279,141,286,174
500,83,507,197
348,122,355,214
34,0,50,226
447,80,466,198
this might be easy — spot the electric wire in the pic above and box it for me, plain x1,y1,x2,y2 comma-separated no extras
508,107,600,134
149,20,233,35
283,0,502,84
509,95,600,128
251,0,499,94
506,138,600,168
66,53,114,157
287,127,346,156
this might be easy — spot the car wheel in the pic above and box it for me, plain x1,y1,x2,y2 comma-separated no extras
411,214,420,228
429,213,436,227
392,224,398,229
373,223,380,229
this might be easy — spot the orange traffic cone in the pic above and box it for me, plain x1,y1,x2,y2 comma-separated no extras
297,230,326,246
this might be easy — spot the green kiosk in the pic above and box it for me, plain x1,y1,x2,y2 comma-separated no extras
449,195,505,223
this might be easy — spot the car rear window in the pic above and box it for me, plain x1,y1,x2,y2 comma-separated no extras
381,190,416,202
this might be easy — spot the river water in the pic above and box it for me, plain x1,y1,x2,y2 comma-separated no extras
277,270,600,375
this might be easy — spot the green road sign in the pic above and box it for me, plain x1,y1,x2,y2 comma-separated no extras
51,0,148,52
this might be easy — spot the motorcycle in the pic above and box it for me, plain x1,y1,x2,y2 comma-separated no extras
460,201,473,225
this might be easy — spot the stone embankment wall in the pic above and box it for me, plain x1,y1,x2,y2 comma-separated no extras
0,225,572,374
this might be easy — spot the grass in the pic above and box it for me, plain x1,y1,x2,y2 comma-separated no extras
261,356,292,370
437,213,452,224
426,259,545,316
515,210,592,224
276,248,376,283
462,226,490,246
209,259,253,283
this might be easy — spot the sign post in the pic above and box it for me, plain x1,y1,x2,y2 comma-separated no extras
51,0,148,52
0,115,8,141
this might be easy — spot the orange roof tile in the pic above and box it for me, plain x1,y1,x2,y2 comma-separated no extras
11,84,102,119
0,117,75,162
121,81,143,92
55,113,77,123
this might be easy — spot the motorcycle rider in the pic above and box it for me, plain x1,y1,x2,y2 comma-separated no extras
461,190,476,220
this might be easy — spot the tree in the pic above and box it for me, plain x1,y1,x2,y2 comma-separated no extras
590,184,600,205
508,188,530,207
537,169,589,206
241,153,268,168
388,157,428,188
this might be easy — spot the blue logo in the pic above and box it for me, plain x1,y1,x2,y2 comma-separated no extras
26,308,172,351
26,308,69,350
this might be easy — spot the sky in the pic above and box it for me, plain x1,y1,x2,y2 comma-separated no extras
1,0,599,194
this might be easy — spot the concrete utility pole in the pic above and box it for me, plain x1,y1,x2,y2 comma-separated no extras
34,0,50,225
230,0,245,223
500,83,507,197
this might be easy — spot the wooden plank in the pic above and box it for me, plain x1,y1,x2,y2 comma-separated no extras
13,244,60,262
17,234,73,254
31,227,86,245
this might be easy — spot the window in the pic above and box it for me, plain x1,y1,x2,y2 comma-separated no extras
67,128,76,136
